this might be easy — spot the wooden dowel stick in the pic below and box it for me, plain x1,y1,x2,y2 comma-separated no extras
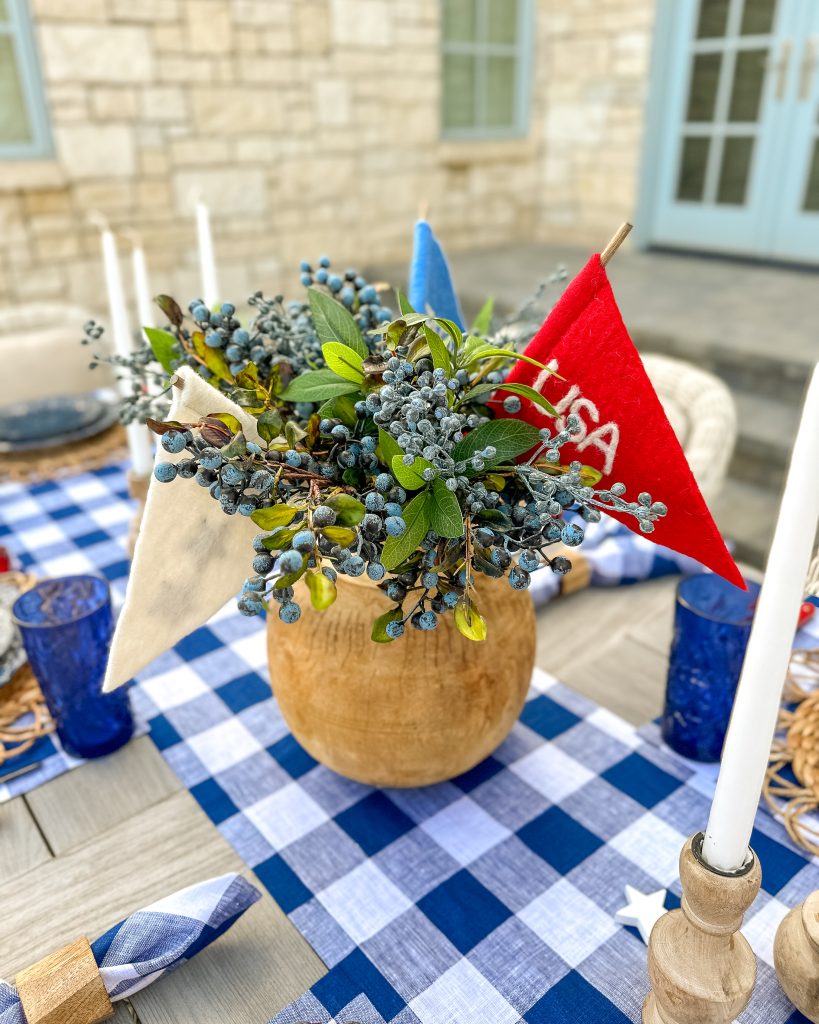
600,222,633,267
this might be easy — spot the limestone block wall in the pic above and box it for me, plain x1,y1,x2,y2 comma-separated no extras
0,0,656,320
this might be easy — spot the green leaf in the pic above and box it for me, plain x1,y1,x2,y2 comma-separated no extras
452,419,541,465
371,606,404,643
143,327,177,375
261,527,299,550
155,294,184,327
318,393,358,428
391,454,432,491
471,297,494,336
257,409,283,442
457,381,557,418
428,478,464,538
322,342,365,384
207,412,241,435
381,491,430,570
281,369,361,402
235,364,259,389
397,290,416,316
251,505,299,530
432,317,462,351
377,428,403,469
308,287,368,358
454,598,488,642
421,325,452,376
221,431,247,458
276,563,306,588
324,494,366,526
322,525,357,548
306,570,337,610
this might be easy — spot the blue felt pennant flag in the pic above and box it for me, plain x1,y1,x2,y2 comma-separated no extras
408,219,465,330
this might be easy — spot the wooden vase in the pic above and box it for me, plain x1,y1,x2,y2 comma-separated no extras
266,574,535,787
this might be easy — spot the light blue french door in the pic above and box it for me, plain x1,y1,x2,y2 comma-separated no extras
646,0,819,263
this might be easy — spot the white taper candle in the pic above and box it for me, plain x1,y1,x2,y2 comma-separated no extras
195,200,219,309
100,227,155,478
702,364,819,872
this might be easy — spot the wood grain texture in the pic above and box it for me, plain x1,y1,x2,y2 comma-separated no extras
774,890,819,1022
25,737,180,856
644,835,761,1024
16,938,113,1024
268,575,535,787
0,790,326,1022
0,797,52,884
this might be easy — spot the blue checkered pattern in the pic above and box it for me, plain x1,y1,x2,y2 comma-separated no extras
0,873,259,1023
1,465,815,1023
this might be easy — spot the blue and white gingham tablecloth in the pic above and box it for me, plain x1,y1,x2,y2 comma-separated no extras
0,462,815,1023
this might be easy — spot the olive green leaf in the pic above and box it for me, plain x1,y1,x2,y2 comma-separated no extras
428,478,464,538
308,287,369,358
371,606,404,643
257,409,283,442
391,454,433,491
324,494,366,526
454,598,488,642
251,505,300,530
321,525,358,548
451,418,541,466
306,570,337,610
280,369,361,403
381,491,430,570
143,327,177,375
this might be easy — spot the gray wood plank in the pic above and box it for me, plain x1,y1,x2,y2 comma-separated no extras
556,633,670,726
25,736,181,855
0,797,51,884
0,790,326,1022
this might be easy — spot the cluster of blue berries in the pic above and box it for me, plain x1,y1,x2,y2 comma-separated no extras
298,257,393,333
144,256,668,641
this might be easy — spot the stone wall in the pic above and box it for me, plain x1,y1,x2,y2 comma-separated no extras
0,0,655,320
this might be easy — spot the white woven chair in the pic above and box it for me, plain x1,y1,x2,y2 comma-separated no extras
642,353,737,503
0,303,115,408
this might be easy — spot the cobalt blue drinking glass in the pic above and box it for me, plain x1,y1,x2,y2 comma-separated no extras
12,575,134,759
661,573,760,763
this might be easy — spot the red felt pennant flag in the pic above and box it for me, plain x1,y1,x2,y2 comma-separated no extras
497,254,744,589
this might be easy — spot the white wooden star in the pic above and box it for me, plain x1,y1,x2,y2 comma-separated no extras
615,884,668,944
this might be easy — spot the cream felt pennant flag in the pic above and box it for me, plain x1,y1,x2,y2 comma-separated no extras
103,366,261,691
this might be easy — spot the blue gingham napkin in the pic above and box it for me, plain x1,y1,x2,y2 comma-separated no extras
0,873,260,1022
530,516,706,608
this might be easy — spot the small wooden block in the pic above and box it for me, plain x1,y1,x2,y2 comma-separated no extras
16,937,113,1024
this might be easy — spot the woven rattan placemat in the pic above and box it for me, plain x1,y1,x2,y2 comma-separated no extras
0,424,127,484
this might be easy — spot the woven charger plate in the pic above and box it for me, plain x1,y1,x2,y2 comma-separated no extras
765,649,819,854
0,423,127,484
0,573,54,769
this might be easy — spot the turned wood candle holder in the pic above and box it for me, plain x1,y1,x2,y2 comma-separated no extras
16,937,113,1024
643,833,761,1024
774,889,819,1021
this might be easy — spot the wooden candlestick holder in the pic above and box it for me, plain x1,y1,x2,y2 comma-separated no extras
16,937,113,1024
643,833,761,1024
774,889,819,1021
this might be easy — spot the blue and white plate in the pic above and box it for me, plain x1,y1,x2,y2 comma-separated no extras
0,390,120,453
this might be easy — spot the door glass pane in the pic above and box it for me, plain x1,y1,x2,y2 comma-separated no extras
443,0,476,43
678,137,711,200
803,139,819,211
486,55,516,128
487,0,517,45
717,136,755,203
0,36,32,145
443,53,477,130
687,53,722,121
729,48,767,121
740,0,776,36
696,0,730,39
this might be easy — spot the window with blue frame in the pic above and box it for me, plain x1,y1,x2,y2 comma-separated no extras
0,0,52,159
441,0,532,140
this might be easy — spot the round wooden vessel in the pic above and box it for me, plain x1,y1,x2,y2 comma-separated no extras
266,574,535,787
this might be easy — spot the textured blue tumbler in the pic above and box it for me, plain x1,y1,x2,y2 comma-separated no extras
12,575,133,759
661,573,760,763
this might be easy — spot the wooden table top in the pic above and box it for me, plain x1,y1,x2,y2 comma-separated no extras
0,574,716,1022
